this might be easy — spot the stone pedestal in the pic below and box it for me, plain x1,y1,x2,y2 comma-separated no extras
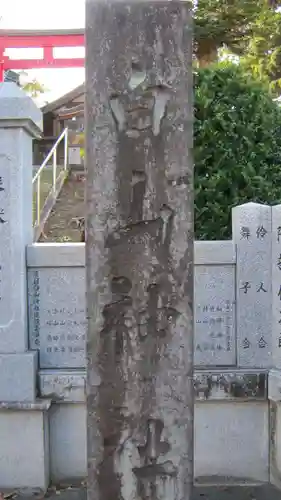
85,2,193,500
0,83,50,491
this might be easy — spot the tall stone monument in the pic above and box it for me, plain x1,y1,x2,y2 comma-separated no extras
85,1,193,499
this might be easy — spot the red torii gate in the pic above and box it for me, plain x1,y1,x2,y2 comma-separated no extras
0,29,85,82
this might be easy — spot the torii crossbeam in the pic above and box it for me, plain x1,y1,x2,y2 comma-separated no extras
0,29,85,81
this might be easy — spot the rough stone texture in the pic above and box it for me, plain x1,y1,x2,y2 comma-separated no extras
194,371,267,401
271,204,281,369
85,2,193,500
39,369,267,403
39,370,86,402
232,203,272,368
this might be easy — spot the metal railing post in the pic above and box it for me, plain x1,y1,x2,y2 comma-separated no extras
32,127,69,227
53,148,57,193
37,174,41,226
64,128,68,171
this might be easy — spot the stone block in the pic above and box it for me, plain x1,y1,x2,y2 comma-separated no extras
194,241,236,265
232,202,272,368
194,264,236,366
268,369,281,402
0,129,33,353
270,400,281,489
0,84,42,354
0,83,42,134
26,241,236,268
0,402,50,490
272,205,281,369
194,370,267,401
28,267,86,368
34,398,269,485
39,370,86,403
39,369,267,403
194,401,269,483
29,262,237,368
49,403,87,482
0,352,37,402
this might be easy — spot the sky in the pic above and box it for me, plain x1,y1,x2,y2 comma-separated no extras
1,0,86,106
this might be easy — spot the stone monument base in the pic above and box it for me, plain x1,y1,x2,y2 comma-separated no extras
0,400,51,491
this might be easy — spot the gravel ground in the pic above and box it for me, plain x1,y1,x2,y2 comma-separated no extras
5,484,281,500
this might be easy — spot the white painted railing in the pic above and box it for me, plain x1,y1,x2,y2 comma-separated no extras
32,127,69,227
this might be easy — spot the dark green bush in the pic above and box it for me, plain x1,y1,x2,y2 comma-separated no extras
194,63,281,239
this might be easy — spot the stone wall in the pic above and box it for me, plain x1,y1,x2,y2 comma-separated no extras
25,235,270,486
0,82,281,493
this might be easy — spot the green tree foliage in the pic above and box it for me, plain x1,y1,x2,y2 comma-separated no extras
22,78,46,98
194,0,262,66
241,8,281,93
194,63,281,239
194,0,281,76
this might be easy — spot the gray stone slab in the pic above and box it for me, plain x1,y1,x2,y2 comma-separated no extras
28,268,86,368
195,402,269,483
194,265,236,366
0,407,49,490
194,370,267,401
39,370,86,402
29,265,236,368
0,352,37,402
232,202,272,368
26,240,235,267
268,369,281,402
272,205,281,370
39,369,267,403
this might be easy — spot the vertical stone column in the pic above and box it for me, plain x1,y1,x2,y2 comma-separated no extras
0,83,42,401
85,2,193,500
232,202,272,368
269,205,281,488
271,204,281,370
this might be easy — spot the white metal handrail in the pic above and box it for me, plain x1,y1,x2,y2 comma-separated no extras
32,127,69,227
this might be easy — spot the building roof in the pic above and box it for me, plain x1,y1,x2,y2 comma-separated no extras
42,83,85,114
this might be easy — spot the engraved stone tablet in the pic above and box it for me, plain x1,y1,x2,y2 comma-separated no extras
28,268,86,368
232,202,272,368
272,204,281,369
194,265,236,366
29,263,236,368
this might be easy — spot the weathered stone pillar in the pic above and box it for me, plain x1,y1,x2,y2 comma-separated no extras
0,83,50,491
85,2,193,500
0,83,41,399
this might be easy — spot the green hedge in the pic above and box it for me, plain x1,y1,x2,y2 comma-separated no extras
194,64,281,239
